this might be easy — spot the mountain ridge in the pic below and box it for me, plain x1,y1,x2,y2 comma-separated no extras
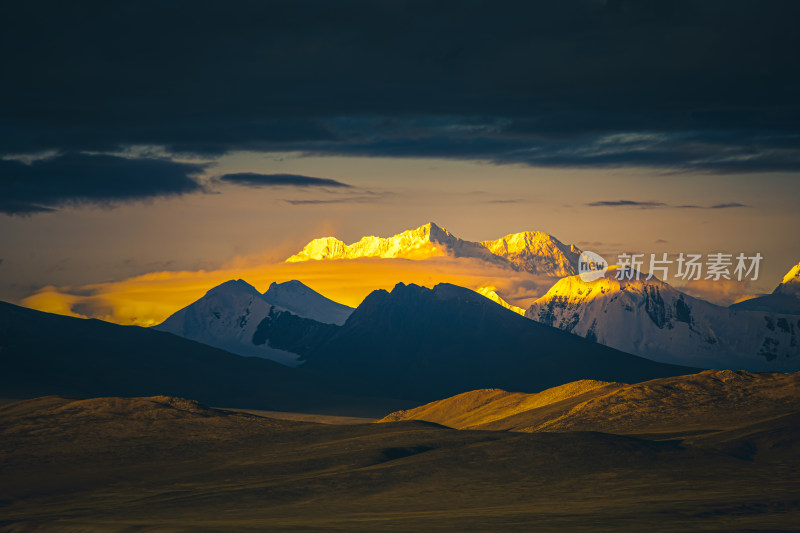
526,267,800,370
287,222,582,276
253,281,698,402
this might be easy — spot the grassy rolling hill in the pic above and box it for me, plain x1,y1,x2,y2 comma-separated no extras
1,394,799,532
380,369,800,438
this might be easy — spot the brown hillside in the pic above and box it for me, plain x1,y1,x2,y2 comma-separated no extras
380,370,800,438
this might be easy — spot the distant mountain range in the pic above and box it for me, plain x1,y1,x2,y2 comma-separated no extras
9,221,798,409
153,279,353,365
151,226,800,373
252,282,696,402
287,222,582,277
0,287,695,409
527,265,800,371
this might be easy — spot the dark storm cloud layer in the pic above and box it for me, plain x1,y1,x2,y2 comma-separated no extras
0,154,205,215
219,173,351,188
1,1,799,172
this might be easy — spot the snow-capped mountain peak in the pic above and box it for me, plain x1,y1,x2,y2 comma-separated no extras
534,266,666,304
286,222,582,276
527,271,799,371
285,222,498,263
480,231,581,276
153,279,354,366
263,280,353,325
205,278,262,298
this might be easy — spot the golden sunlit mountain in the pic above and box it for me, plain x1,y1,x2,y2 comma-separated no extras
287,222,581,277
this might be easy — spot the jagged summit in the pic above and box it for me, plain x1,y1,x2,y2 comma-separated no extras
481,231,581,276
286,222,497,263
286,223,582,276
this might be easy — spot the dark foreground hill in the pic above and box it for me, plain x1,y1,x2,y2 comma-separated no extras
1,394,799,532
254,282,699,401
0,301,406,416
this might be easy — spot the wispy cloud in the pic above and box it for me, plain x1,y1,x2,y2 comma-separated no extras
586,200,667,208
486,199,523,204
587,200,750,209
710,202,749,209
284,196,378,205
218,173,351,188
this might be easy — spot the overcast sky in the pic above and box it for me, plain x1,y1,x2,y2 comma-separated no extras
1,1,798,318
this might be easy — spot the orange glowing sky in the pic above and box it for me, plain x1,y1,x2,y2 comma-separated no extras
3,155,800,325
21,254,553,327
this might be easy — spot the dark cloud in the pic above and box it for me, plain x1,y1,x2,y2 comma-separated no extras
710,202,750,209
303,127,800,173
586,200,749,209
284,196,382,205
0,1,798,172
586,200,667,208
219,173,351,188
0,154,205,215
